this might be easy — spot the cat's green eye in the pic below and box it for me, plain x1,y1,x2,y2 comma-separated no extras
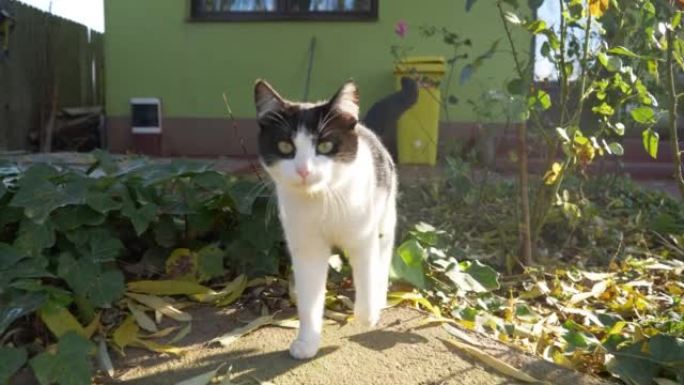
317,141,334,154
277,141,294,155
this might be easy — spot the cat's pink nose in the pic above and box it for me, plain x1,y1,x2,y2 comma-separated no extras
296,167,310,180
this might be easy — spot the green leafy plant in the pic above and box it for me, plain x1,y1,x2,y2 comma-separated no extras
0,151,284,383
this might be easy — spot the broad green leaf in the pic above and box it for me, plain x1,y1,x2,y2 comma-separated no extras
642,129,660,159
126,280,214,296
52,206,106,231
0,347,27,385
9,166,85,224
90,149,119,174
30,332,94,385
197,244,226,281
606,338,667,385
0,292,47,335
85,229,124,263
153,215,177,248
122,201,157,236
631,106,656,124
58,254,125,307
598,53,623,72
13,219,55,258
592,103,615,116
464,261,500,291
0,242,27,270
529,90,551,110
390,239,426,289
85,190,122,214
607,142,624,156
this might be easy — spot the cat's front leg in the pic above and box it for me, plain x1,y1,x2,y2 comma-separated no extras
288,239,330,360
349,235,383,327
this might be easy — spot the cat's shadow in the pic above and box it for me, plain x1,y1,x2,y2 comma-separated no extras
347,329,429,351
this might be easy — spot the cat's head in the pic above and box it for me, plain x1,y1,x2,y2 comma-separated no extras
254,80,360,194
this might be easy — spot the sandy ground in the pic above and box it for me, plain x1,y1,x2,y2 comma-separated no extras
99,306,609,385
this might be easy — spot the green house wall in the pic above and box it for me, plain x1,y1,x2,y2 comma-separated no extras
104,0,531,156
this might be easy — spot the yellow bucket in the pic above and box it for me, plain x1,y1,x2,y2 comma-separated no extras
394,56,446,166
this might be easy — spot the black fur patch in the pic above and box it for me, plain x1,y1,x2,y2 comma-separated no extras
257,102,358,166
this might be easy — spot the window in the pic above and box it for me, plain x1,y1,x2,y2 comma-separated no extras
189,0,378,21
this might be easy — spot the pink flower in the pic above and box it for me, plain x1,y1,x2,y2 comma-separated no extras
394,20,408,39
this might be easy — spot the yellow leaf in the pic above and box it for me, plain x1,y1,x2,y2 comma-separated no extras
127,280,215,296
192,275,247,306
38,302,88,339
588,0,609,18
209,315,275,347
388,291,441,317
84,312,101,339
166,248,199,281
127,301,158,333
142,326,179,339
175,363,226,385
168,323,192,345
543,162,563,185
132,338,184,356
125,292,192,322
444,338,544,383
113,316,139,352
324,309,352,323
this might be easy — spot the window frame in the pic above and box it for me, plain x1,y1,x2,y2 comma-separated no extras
188,0,379,22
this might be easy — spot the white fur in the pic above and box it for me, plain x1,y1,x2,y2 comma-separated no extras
263,129,396,360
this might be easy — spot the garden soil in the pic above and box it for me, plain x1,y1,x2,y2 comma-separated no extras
94,306,609,385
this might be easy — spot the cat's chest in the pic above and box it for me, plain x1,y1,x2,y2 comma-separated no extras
278,190,377,239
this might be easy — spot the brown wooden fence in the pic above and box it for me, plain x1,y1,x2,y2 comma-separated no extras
0,0,104,151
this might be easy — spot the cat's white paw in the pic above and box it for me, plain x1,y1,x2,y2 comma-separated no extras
354,308,381,328
289,338,320,360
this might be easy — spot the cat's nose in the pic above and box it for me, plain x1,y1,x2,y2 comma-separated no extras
296,166,310,180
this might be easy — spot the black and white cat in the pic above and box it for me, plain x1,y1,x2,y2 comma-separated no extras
254,80,397,359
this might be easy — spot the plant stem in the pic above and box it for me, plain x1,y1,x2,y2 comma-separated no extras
576,10,593,122
497,0,533,265
666,27,684,199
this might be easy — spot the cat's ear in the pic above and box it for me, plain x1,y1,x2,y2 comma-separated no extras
254,79,286,120
329,80,360,125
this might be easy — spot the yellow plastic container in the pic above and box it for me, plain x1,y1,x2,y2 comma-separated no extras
394,56,446,166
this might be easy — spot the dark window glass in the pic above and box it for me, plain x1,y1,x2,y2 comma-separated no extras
131,104,159,127
190,0,377,21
